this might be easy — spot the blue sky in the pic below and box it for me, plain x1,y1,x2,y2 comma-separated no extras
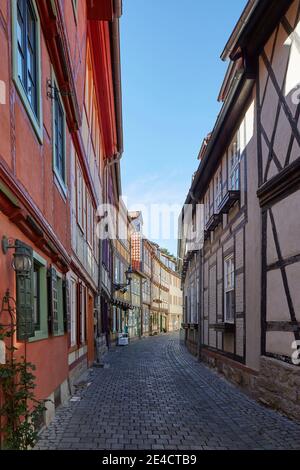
120,0,247,255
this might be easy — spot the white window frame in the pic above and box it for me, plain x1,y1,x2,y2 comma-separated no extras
205,194,210,224
215,169,222,209
70,277,77,347
224,255,235,323
229,134,240,190
76,162,84,230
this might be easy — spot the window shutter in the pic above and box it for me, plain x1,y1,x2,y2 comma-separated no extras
48,267,59,335
15,241,35,341
63,277,71,334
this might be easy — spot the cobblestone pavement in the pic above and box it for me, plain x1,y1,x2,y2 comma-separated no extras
36,333,300,450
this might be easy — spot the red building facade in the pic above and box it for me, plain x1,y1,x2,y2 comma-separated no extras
0,0,123,430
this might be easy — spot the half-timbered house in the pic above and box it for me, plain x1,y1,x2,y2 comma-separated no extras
179,0,300,421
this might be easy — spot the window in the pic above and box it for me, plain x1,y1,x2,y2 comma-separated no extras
115,258,120,283
87,194,94,247
53,74,66,192
205,194,210,223
224,255,235,323
215,170,222,209
15,243,48,342
70,278,77,347
12,0,42,141
54,94,65,180
48,267,65,336
33,262,40,330
229,135,240,190
30,252,48,342
83,42,104,182
76,163,84,229
72,0,78,20
80,285,86,344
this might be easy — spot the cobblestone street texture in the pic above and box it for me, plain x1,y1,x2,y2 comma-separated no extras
36,334,300,450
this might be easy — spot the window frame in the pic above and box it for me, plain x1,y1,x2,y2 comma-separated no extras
54,270,65,337
70,277,77,347
204,193,210,224
224,255,235,323
52,69,67,197
229,134,240,191
80,284,86,345
11,0,43,143
29,251,48,342
71,0,78,22
215,168,222,210
33,261,40,331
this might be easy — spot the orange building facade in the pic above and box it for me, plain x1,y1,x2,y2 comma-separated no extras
0,0,123,429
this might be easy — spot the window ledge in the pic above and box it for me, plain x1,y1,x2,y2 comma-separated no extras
29,331,48,343
53,330,65,338
219,190,240,214
206,213,222,232
213,322,235,333
54,171,68,201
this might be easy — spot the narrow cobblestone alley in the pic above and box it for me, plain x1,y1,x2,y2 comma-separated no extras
35,334,300,450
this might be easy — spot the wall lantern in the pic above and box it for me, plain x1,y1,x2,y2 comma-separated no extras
2,236,33,276
125,266,133,283
114,265,133,292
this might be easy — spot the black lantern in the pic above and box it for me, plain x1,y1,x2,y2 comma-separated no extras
125,266,133,284
113,265,133,292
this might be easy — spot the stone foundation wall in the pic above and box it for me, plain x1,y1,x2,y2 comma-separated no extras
201,348,257,390
200,349,300,422
186,328,198,357
68,356,88,393
254,356,300,422
44,378,70,427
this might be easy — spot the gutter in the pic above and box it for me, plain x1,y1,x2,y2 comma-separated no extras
110,5,123,156
220,0,260,61
185,68,245,206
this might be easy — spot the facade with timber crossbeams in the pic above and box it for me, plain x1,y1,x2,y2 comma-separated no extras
179,0,300,422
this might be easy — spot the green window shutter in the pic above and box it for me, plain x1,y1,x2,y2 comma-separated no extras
48,267,59,335
63,277,71,334
15,240,35,341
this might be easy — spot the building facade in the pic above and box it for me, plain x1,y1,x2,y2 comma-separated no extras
110,199,132,345
0,0,123,432
179,0,300,421
168,270,183,332
141,238,152,336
